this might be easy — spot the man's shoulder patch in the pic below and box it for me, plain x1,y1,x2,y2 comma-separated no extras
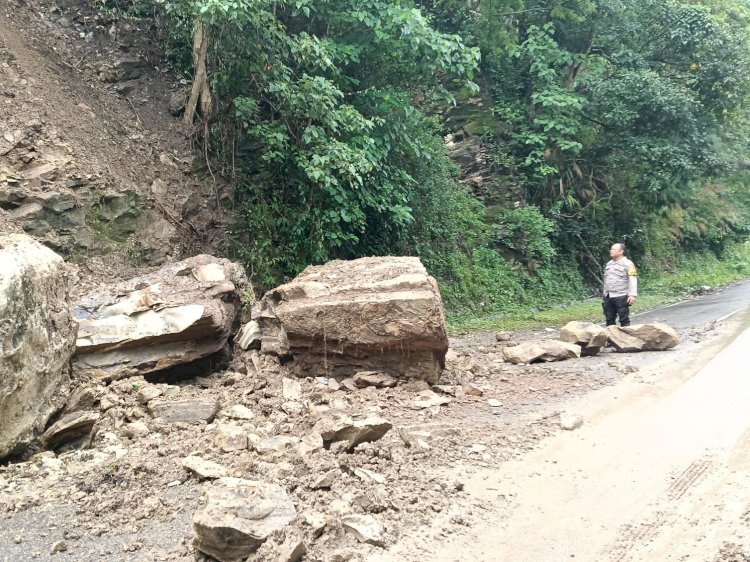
627,261,637,276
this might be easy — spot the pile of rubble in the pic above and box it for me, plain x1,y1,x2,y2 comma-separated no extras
0,233,682,560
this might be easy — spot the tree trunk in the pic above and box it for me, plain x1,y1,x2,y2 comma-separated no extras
183,21,211,127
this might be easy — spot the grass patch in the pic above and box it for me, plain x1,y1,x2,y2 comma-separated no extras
447,241,750,334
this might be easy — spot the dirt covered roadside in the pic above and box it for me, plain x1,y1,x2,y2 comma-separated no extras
0,319,724,562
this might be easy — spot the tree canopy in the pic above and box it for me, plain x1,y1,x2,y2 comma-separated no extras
153,0,750,313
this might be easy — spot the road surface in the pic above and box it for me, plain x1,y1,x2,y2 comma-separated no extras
374,280,750,562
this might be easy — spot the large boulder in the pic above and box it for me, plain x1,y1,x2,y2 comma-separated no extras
607,323,679,352
72,255,246,381
502,340,581,365
255,256,448,382
560,321,609,356
0,234,77,459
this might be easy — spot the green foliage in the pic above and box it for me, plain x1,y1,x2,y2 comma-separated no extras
151,0,750,318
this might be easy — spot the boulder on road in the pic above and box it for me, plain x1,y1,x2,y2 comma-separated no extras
72,255,246,381
608,323,679,352
256,256,448,382
0,234,77,459
559,321,609,356
502,340,581,365
192,477,297,562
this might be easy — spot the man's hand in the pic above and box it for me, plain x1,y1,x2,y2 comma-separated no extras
627,295,637,305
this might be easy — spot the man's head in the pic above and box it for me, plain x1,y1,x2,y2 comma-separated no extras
609,242,626,260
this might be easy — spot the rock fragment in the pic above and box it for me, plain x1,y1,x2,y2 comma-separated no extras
502,340,581,364
257,256,448,382
73,255,246,381
314,414,392,452
341,514,386,547
148,397,219,424
182,455,228,480
42,411,99,450
193,478,297,562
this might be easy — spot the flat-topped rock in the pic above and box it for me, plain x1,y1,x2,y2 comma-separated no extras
256,257,448,382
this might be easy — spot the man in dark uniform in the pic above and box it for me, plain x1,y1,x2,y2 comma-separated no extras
602,242,638,326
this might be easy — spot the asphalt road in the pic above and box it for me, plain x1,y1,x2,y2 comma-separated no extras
632,279,750,328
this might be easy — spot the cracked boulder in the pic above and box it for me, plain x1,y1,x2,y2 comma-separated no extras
256,256,448,382
72,255,246,381
0,234,77,459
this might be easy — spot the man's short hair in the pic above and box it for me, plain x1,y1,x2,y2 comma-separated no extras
615,242,626,254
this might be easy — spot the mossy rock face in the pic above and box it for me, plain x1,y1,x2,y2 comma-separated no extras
9,185,144,257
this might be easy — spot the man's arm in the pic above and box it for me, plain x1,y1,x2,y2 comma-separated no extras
627,261,638,304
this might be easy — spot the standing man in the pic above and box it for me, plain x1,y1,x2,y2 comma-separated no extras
603,242,637,327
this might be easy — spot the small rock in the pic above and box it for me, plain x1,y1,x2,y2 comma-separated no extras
433,385,457,396
227,404,254,420
303,511,328,537
193,478,297,561
236,320,262,350
182,455,228,480
42,411,99,450
214,424,247,452
462,383,483,397
488,399,502,408
281,401,304,416
298,432,324,456
50,541,67,554
136,385,162,404
352,371,397,388
282,378,302,401
121,421,149,439
353,467,386,484
341,378,359,392
495,331,511,342
277,536,306,562
311,471,337,490
148,398,219,424
255,435,300,456
314,414,392,452
341,514,386,547
560,413,583,431
409,390,451,410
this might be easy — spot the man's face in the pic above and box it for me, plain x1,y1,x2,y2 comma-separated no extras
610,244,624,259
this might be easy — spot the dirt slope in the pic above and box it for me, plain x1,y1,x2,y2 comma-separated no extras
0,0,226,290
